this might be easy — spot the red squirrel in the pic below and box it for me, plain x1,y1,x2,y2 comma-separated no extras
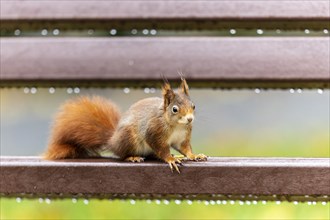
44,78,207,173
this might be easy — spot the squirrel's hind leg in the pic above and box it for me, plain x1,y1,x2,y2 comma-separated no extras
44,143,79,160
124,156,145,162
44,143,101,160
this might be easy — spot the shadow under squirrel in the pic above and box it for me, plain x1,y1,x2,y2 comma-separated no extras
44,78,207,173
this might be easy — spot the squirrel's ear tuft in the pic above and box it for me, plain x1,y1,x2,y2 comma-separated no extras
162,82,175,108
179,77,189,96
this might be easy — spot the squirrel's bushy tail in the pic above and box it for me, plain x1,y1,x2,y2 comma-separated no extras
44,96,121,160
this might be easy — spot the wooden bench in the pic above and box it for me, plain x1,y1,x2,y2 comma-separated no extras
1,156,329,202
1,0,329,202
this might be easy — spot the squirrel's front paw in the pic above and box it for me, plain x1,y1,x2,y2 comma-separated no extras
166,157,182,173
188,153,208,161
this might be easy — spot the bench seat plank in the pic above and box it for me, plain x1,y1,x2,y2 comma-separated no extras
1,156,329,198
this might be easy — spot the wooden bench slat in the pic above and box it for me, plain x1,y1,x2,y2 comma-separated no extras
1,0,329,20
1,37,329,87
1,157,329,198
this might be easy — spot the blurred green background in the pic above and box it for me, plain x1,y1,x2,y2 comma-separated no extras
1,198,329,220
1,87,329,219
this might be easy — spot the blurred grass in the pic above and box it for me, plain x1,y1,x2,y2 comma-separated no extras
197,130,330,157
1,198,329,220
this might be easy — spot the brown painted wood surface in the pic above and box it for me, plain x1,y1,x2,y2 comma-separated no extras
1,37,329,87
1,157,329,198
1,0,329,20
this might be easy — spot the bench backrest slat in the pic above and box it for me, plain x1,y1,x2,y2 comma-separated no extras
1,1,329,20
1,37,329,88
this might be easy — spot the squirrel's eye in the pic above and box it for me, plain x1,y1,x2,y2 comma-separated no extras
172,105,179,114
192,103,195,110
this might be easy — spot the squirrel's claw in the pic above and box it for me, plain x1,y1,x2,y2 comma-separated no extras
173,155,186,166
168,161,181,173
188,153,208,161
167,157,182,173
196,153,208,161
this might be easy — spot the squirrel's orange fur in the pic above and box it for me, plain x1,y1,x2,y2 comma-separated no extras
44,96,120,159
44,79,207,172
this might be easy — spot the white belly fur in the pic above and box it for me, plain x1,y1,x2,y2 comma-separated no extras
135,140,154,156
134,126,187,156
167,126,187,147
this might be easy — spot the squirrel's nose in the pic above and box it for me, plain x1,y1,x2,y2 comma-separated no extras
187,117,193,123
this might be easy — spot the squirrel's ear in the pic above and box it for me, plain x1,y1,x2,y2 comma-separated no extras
162,82,175,108
179,77,189,96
